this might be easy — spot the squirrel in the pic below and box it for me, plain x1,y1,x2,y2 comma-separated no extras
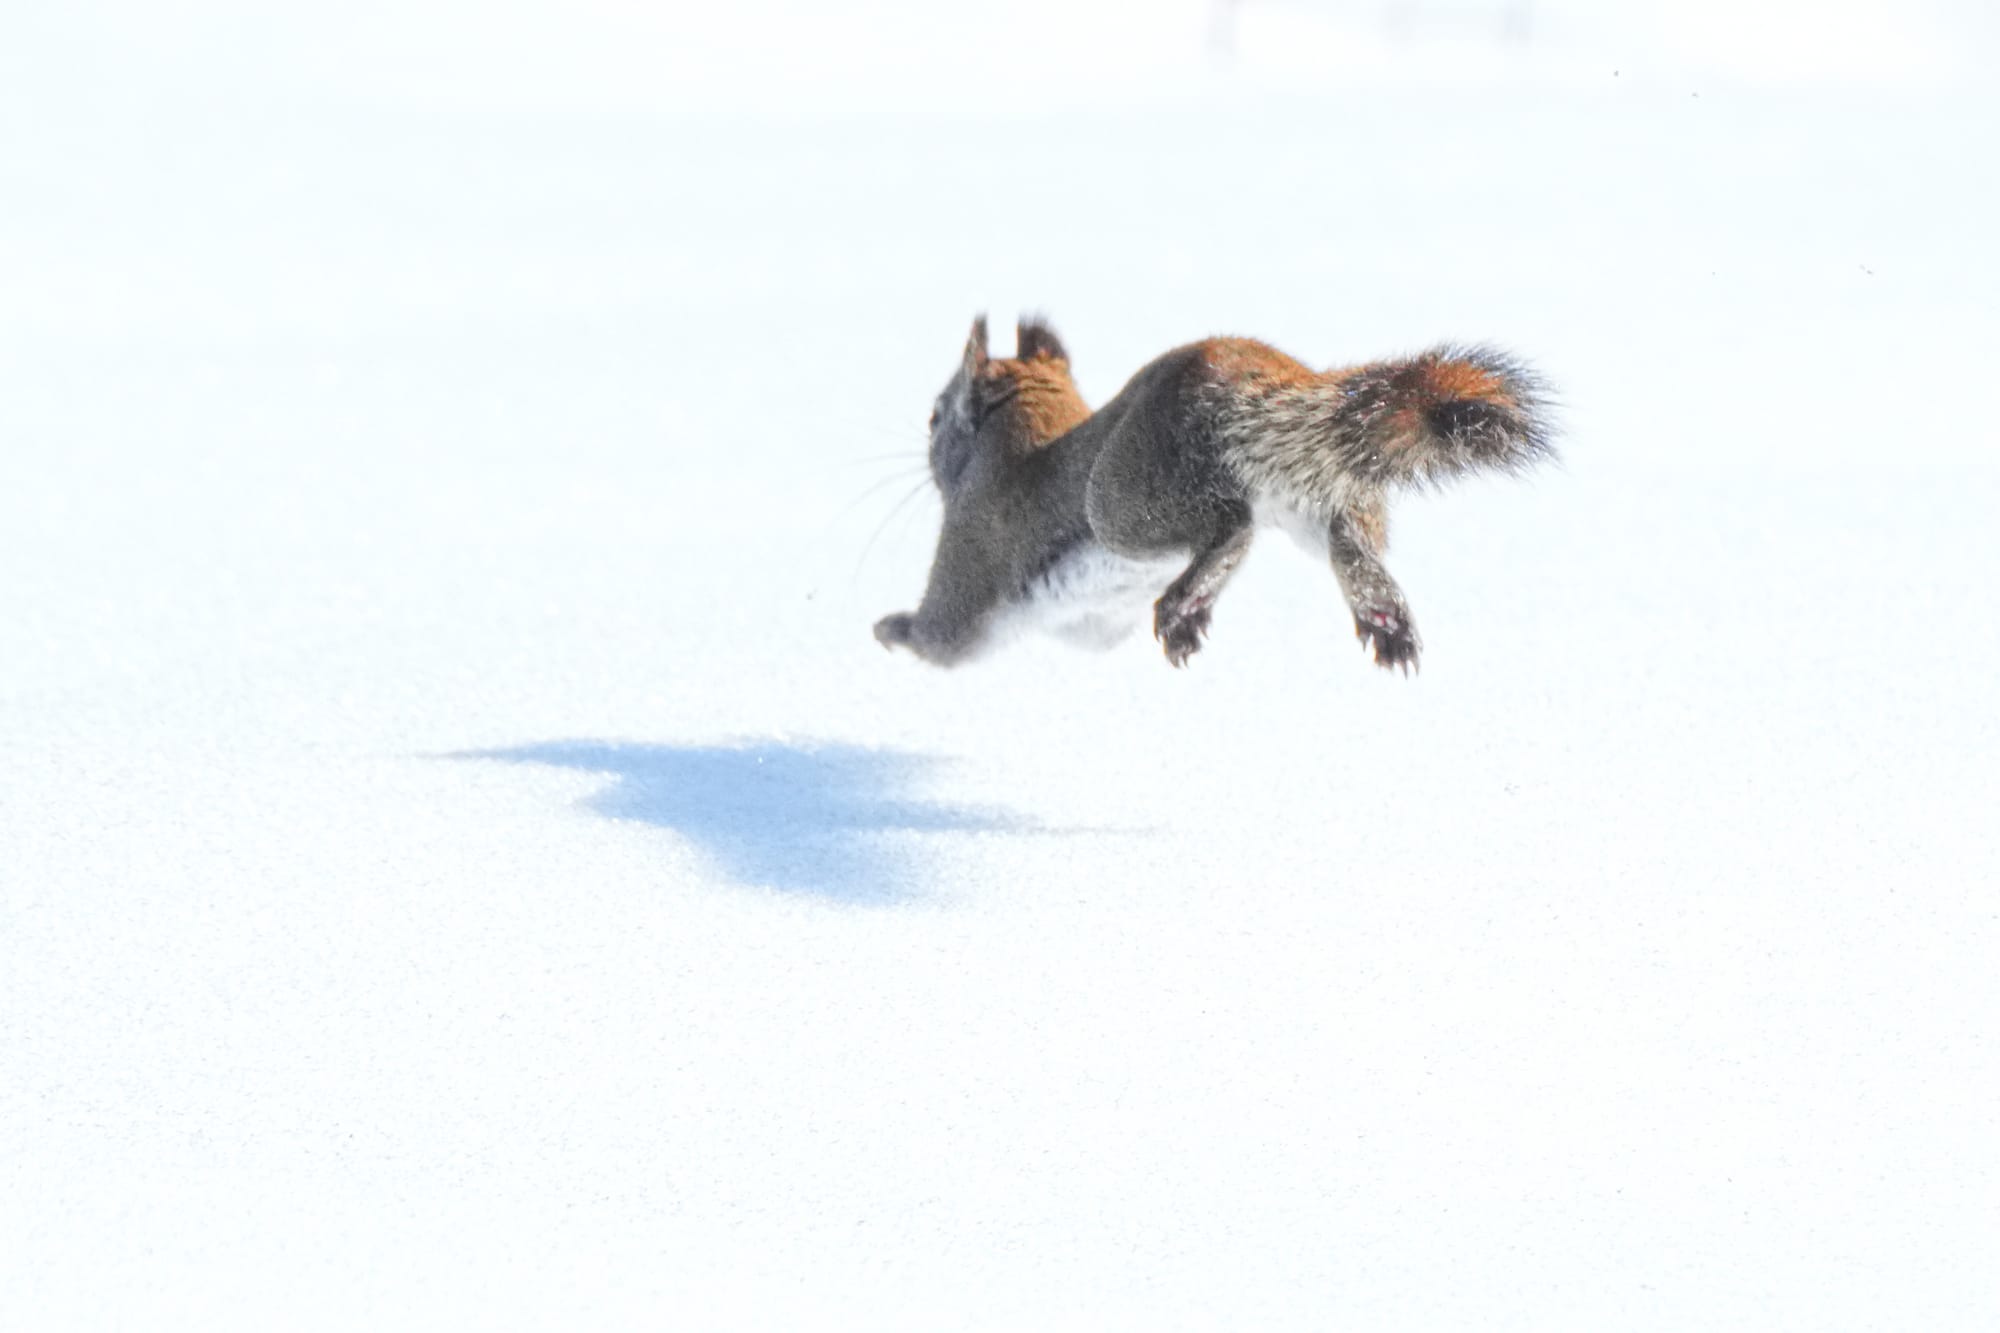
874,316,1553,672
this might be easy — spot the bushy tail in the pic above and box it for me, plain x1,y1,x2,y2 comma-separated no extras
1218,344,1555,511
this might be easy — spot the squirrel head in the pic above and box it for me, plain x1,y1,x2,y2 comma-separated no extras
926,315,1089,498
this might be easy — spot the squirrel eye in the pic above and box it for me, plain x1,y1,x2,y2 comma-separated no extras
928,407,941,429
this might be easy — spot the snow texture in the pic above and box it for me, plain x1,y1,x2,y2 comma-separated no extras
4,2,1998,1329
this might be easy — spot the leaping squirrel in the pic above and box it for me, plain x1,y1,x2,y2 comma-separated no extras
874,316,1554,672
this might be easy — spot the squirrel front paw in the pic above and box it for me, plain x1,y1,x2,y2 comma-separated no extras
1154,594,1212,669
873,612,915,651
1354,604,1421,675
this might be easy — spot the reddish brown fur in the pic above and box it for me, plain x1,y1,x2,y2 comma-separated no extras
1378,409,1420,453
1373,359,1510,453
979,358,1091,452
1196,338,1321,388
1351,504,1389,551
1413,358,1511,406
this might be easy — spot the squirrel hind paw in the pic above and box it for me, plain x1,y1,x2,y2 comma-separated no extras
1354,607,1420,674
1154,596,1212,668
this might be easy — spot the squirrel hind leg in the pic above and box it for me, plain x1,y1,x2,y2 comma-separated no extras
1328,507,1420,674
1152,504,1255,668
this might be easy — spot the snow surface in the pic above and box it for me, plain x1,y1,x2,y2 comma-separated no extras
5,2,1999,1329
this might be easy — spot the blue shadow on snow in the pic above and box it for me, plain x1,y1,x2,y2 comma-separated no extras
449,740,1032,904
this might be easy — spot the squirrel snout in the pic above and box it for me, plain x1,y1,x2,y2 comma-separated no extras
874,613,914,650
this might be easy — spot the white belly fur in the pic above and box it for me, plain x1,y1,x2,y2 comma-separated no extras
1013,543,1190,649
1003,495,1327,654
1252,491,1330,561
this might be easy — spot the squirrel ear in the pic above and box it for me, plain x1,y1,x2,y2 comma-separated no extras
1016,317,1068,364
963,316,990,374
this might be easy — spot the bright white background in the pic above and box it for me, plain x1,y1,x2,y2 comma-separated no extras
4,2,1997,1328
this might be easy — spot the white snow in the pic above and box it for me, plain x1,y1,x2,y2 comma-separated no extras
4,2,1998,1329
